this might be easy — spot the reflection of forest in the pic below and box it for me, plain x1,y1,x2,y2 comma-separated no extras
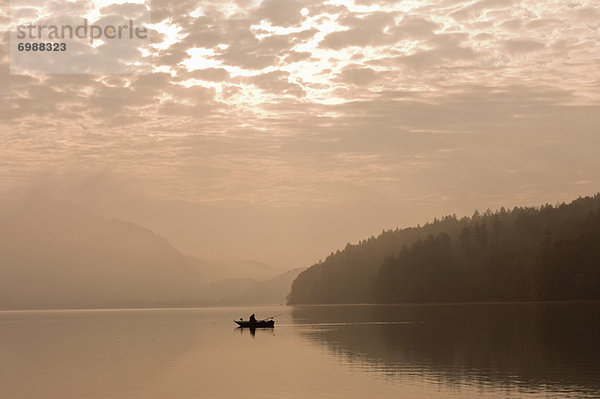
292,303,600,392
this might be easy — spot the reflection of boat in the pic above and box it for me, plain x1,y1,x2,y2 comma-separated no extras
234,319,274,328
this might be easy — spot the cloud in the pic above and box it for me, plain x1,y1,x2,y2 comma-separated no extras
249,70,305,97
392,32,476,69
185,68,230,82
252,0,305,27
392,16,441,39
213,22,317,70
450,0,516,21
504,39,546,55
1,0,599,248
338,64,380,86
284,51,312,63
320,11,398,49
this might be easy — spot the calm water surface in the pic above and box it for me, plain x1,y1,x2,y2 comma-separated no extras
1,303,599,398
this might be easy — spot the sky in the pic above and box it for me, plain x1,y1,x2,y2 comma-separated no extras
1,0,599,268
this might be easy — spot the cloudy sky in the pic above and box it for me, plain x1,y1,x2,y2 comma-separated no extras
1,0,599,267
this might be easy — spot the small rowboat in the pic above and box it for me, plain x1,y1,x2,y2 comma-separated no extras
234,319,274,328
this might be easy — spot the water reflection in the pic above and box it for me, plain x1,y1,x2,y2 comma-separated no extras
291,302,600,394
2,305,599,399
234,326,276,338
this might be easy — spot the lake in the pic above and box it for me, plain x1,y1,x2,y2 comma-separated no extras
1,302,599,398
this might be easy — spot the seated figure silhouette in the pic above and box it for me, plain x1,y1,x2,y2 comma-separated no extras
249,313,257,323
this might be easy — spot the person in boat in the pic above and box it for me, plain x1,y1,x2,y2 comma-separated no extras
249,313,257,323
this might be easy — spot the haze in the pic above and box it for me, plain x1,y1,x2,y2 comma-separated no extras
2,0,599,269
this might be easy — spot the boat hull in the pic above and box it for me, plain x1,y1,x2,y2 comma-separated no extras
234,320,274,328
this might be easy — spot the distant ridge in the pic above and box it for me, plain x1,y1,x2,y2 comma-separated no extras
0,199,207,310
288,194,600,304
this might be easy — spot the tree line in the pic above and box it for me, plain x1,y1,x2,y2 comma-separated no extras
288,194,600,304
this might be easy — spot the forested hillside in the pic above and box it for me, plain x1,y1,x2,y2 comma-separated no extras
288,194,600,304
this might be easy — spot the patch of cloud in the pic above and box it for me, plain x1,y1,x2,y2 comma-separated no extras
252,0,306,27
504,39,545,55
320,11,398,49
249,70,306,97
337,64,380,85
183,68,230,82
450,0,516,22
